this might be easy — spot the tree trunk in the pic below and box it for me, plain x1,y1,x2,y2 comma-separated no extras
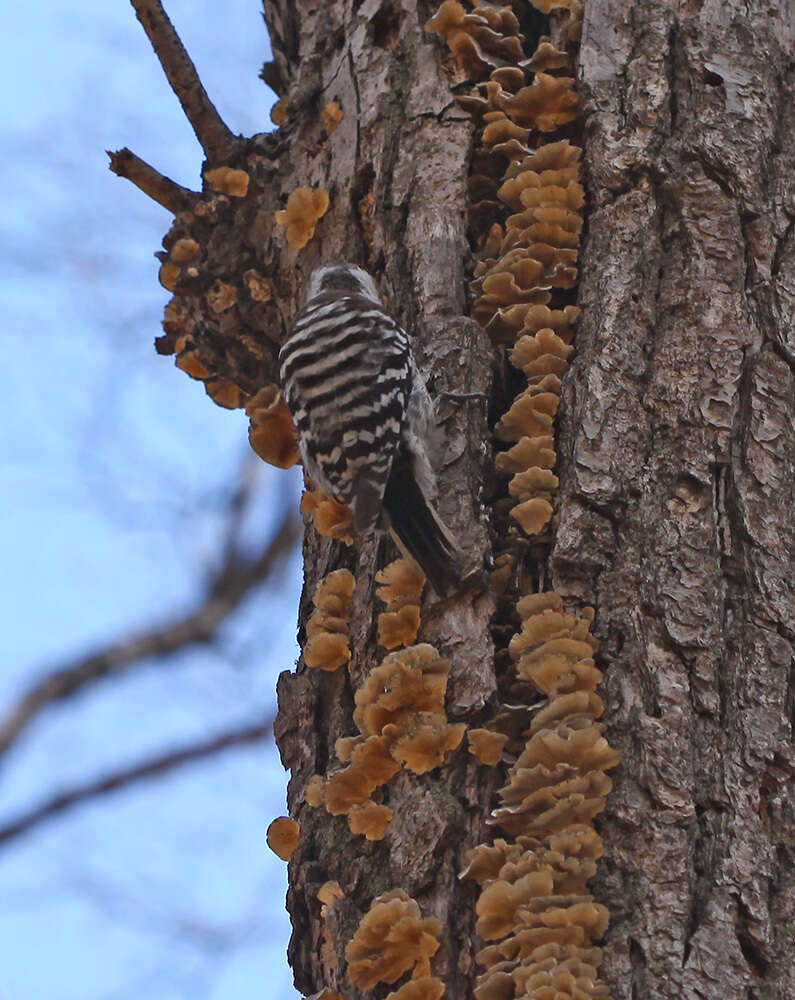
117,0,793,997
270,1,793,997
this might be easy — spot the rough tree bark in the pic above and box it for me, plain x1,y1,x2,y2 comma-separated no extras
272,2,794,997
569,3,795,998
113,1,793,998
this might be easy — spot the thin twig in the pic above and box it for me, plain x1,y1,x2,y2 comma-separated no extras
0,721,272,846
130,0,235,161
108,148,198,214
0,508,300,762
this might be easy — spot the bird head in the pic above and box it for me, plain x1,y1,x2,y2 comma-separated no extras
305,264,382,305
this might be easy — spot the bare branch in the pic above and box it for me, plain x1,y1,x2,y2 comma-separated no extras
108,147,198,214
130,0,235,162
0,507,301,762
0,720,272,847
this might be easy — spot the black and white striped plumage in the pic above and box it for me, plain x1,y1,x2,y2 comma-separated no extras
279,265,462,597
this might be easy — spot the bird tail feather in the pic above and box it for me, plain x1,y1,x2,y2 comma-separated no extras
383,461,462,598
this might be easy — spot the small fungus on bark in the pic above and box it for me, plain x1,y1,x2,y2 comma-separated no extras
266,815,300,861
275,186,330,250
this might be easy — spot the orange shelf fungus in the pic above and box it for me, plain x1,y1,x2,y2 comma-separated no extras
385,978,446,1000
495,390,563,531
460,839,518,886
169,237,200,263
495,435,557,476
498,158,582,212
300,488,354,545
490,761,614,836
318,881,345,906
528,38,569,72
528,688,605,733
509,480,556,535
270,97,287,125
304,774,326,808
468,729,510,766
275,186,330,250
354,645,465,775
510,328,573,378
318,881,345,972
463,97,585,333
495,387,559,441
205,378,244,410
378,604,422,651
484,302,580,347
425,1,524,80
376,558,426,607
173,335,210,380
482,115,531,146
346,890,442,990
389,712,467,774
322,101,344,135
204,166,250,198
246,385,301,469
476,868,556,939
163,296,190,335
505,139,582,176
518,719,615,772
324,735,402,815
303,569,355,672
509,467,560,501
497,74,580,132
376,558,426,650
266,816,300,861
354,646,449,733
158,260,181,291
348,800,394,841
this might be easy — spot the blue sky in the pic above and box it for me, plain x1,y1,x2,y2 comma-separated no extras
1,2,304,997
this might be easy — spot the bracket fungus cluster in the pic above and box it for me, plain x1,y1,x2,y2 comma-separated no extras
376,558,426,650
345,890,444,998
150,174,330,428
425,1,525,80
304,644,465,839
429,0,585,550
303,570,355,672
462,594,619,999
150,157,286,416
425,3,621,997
468,727,510,766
